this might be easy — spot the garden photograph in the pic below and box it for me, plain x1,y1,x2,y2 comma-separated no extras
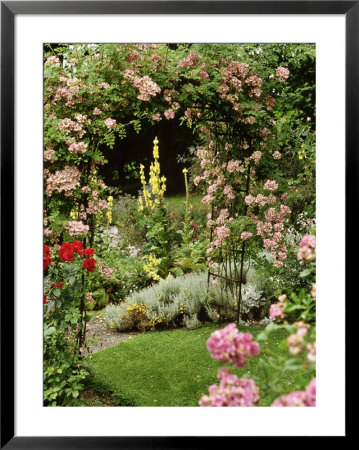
43,43,316,408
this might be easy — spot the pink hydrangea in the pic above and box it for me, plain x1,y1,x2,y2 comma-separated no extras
275,66,290,82
272,379,315,407
199,368,260,407
269,303,284,320
297,234,316,261
206,323,260,369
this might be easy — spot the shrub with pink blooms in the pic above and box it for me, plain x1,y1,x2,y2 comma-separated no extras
200,321,315,407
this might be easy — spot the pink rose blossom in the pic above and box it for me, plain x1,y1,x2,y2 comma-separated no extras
207,323,260,369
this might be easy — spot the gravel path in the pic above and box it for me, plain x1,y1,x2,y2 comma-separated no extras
84,314,138,354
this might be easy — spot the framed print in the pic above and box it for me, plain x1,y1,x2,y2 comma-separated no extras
1,1,352,447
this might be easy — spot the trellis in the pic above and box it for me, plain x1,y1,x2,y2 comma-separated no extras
204,125,255,324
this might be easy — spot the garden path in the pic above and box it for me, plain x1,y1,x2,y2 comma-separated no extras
85,314,138,354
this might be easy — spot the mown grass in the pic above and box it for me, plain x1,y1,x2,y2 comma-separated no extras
86,322,312,407
165,194,205,215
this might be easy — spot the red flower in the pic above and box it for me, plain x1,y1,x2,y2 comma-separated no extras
44,244,50,253
44,253,52,270
59,242,75,262
71,240,84,256
82,257,96,272
43,293,48,304
82,248,95,257
53,282,63,289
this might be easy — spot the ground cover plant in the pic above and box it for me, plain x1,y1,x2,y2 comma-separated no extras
43,42,316,407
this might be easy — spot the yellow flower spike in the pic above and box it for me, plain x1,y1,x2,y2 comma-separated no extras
138,137,166,213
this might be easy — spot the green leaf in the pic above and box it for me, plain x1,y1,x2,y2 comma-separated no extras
284,359,303,371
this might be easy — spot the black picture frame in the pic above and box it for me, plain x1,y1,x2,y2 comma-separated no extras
0,1,351,447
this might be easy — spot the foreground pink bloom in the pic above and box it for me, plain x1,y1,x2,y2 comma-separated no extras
297,234,316,262
269,303,284,320
199,368,260,407
207,323,260,369
272,379,316,407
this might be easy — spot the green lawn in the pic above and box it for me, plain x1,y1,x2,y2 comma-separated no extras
86,322,312,407
165,194,205,214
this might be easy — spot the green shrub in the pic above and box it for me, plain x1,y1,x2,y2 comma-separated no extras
104,272,239,332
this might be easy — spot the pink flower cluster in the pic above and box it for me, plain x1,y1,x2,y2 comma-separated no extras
45,56,60,66
133,75,161,101
199,368,260,407
256,204,291,266
287,325,309,355
97,261,115,280
65,220,90,236
275,66,290,82
307,342,316,362
250,151,262,164
269,303,284,320
68,140,88,154
272,379,315,407
263,180,278,191
241,231,253,241
86,197,108,215
44,147,55,163
54,78,82,107
207,323,260,369
164,109,175,120
211,225,230,249
265,95,276,110
269,294,286,320
58,118,85,138
223,185,235,200
98,82,110,89
226,159,244,173
45,165,81,197
104,118,116,131
273,151,282,160
178,51,200,68
297,234,316,262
